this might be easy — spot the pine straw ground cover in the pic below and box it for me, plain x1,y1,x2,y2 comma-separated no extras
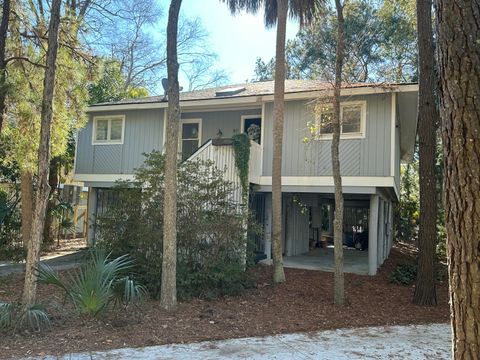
0,245,449,359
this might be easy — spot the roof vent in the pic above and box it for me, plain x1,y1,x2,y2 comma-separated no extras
215,86,246,97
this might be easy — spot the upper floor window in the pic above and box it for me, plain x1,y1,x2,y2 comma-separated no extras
241,115,262,144
315,101,366,139
92,115,125,145
180,119,202,161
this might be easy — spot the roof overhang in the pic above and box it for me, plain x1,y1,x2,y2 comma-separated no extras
86,84,419,113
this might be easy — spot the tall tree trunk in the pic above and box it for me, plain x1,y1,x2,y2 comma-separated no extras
271,0,287,284
332,0,345,305
413,0,438,306
20,170,33,247
22,0,62,307
0,0,11,134
435,0,480,358
160,0,182,311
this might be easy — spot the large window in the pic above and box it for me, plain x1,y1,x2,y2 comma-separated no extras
180,119,201,161
93,115,125,144
316,101,366,139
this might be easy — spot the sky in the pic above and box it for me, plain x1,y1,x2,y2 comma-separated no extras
178,0,299,85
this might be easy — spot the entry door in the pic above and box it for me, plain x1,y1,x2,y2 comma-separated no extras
179,119,201,161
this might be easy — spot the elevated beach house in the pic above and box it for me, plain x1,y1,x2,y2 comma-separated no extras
74,80,418,275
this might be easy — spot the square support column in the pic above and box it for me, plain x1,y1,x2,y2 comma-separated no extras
264,193,272,260
86,187,97,247
377,198,385,266
368,194,379,275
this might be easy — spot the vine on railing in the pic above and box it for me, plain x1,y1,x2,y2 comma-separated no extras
232,133,251,202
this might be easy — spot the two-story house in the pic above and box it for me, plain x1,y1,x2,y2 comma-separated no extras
74,80,418,275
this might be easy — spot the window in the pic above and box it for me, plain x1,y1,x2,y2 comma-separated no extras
315,101,366,139
180,119,201,161
93,116,125,144
241,115,262,144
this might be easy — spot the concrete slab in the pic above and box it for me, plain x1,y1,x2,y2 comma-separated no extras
24,323,451,360
283,248,369,275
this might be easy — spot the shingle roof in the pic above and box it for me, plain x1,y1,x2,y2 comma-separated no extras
90,79,411,107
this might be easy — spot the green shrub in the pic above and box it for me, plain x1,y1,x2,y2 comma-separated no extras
177,256,253,300
389,263,417,285
436,230,447,262
389,260,448,285
37,250,145,317
0,302,51,332
0,187,23,262
96,152,257,300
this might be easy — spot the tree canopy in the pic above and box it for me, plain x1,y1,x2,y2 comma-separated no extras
254,0,417,83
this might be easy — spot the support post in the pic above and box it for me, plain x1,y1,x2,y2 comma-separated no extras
264,193,272,260
86,187,97,247
368,194,379,275
377,198,385,266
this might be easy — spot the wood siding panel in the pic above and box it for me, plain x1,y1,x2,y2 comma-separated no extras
75,109,164,175
262,94,392,178
182,108,261,144
284,194,310,256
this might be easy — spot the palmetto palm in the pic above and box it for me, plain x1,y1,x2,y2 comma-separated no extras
221,0,323,283
222,0,322,27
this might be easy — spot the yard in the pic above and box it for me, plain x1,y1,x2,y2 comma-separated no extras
0,245,449,360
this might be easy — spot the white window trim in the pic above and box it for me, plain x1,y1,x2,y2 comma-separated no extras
240,114,263,144
315,100,367,140
179,118,202,156
92,115,125,145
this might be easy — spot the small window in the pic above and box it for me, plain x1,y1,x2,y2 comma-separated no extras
180,119,201,161
93,116,125,144
315,102,366,139
241,115,262,144
342,105,362,133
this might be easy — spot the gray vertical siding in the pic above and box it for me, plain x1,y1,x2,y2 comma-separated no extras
284,194,310,256
76,94,397,179
262,94,393,177
75,109,165,174
182,108,261,144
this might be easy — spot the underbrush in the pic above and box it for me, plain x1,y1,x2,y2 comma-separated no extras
0,250,145,333
389,261,448,285
96,152,259,300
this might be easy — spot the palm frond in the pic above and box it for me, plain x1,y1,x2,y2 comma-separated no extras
15,304,51,332
112,276,146,307
37,249,145,317
37,263,70,292
221,0,326,28
0,302,13,329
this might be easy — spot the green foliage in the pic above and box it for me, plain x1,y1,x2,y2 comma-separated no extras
253,0,417,83
389,261,448,285
232,133,251,202
0,302,13,329
0,302,51,332
3,4,91,174
396,162,419,242
37,250,145,317
436,237,447,262
177,253,252,301
96,152,256,300
87,59,149,105
389,262,417,285
0,187,23,262
16,304,51,332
